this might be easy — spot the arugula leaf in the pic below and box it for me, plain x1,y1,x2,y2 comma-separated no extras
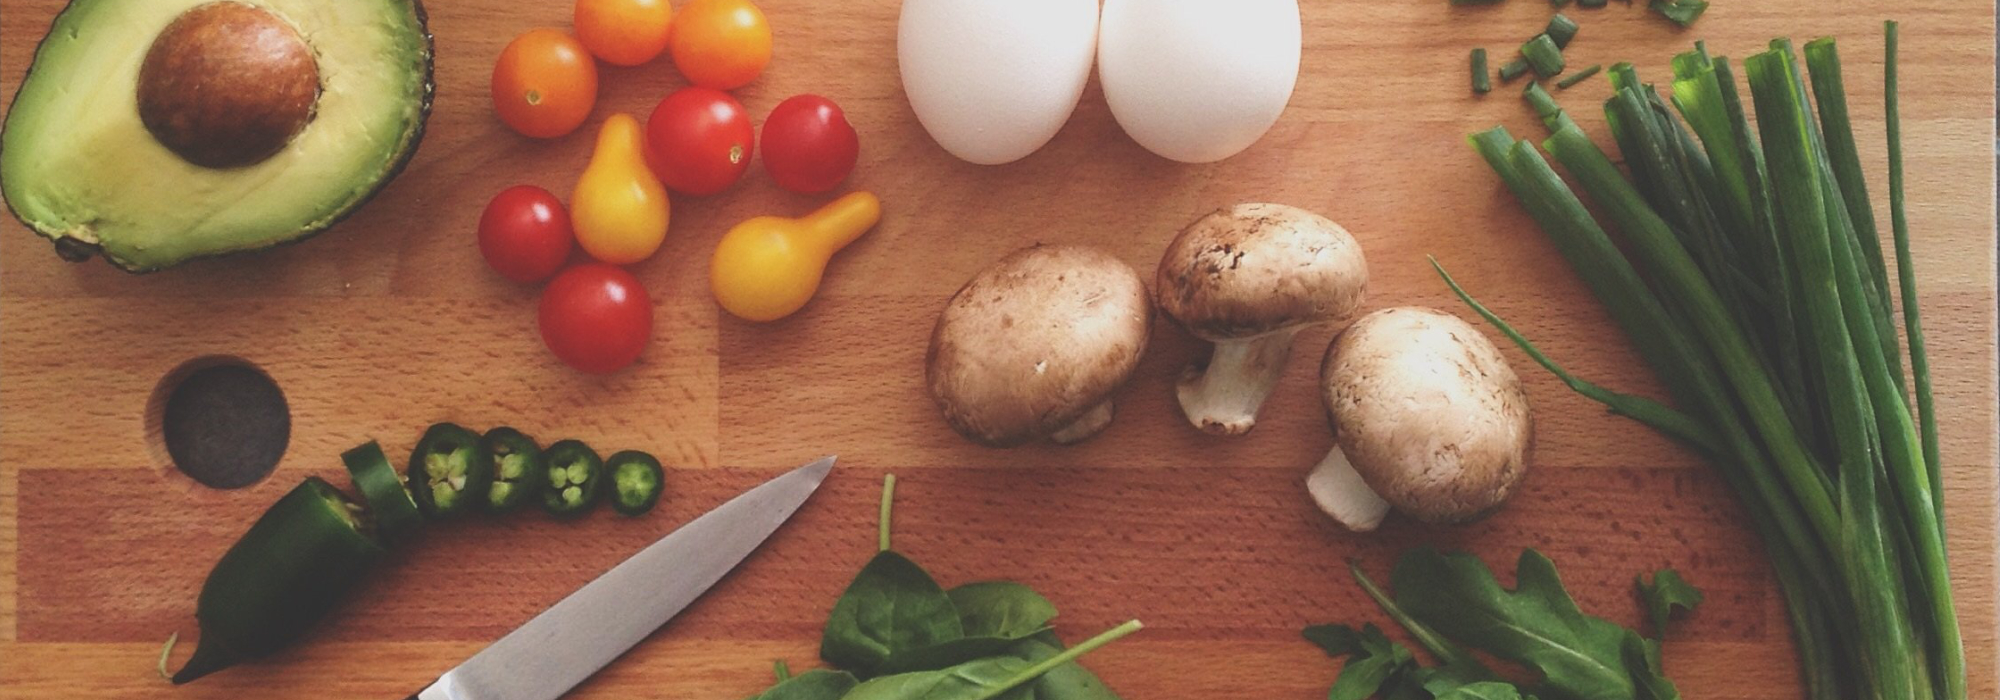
1302,624,1366,657
1350,561,1496,678
1303,623,1424,700
1391,549,1642,700
820,550,966,677
1413,657,1506,696
1620,632,1680,700
745,668,859,700
949,582,1058,638
1634,570,1704,638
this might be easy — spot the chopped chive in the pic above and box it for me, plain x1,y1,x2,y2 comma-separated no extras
1522,34,1565,77
1649,0,1708,26
1551,0,1572,5
1546,14,1580,49
1579,0,1608,7
1499,58,1532,82
1472,48,1492,93
1557,64,1603,88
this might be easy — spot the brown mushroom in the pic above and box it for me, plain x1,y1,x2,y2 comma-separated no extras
1307,306,1533,531
1155,203,1367,436
926,244,1154,447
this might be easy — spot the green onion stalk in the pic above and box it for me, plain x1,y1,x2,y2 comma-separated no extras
1441,23,1962,700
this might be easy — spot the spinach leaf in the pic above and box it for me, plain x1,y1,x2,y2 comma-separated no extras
820,550,966,677
1634,570,1703,638
843,622,1141,700
841,657,1037,700
878,582,1061,674
882,637,1024,675
1431,681,1527,700
745,668,859,700
1392,549,1643,700
1006,639,1121,700
948,582,1058,638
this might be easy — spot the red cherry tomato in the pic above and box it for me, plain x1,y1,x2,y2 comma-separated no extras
644,87,754,196
478,185,575,283
538,264,653,374
760,95,859,194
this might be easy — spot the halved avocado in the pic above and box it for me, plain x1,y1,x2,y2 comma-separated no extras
0,0,433,272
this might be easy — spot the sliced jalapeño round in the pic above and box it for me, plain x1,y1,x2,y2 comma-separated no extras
605,450,665,516
540,439,605,517
480,426,544,514
407,422,492,519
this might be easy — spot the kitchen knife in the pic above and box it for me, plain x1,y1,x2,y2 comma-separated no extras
409,455,836,700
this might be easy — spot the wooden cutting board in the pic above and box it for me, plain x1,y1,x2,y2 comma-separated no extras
1,0,1993,698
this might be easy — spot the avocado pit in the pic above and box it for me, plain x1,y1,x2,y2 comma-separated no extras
137,1,320,168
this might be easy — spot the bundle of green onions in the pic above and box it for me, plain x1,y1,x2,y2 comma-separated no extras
1440,22,1964,700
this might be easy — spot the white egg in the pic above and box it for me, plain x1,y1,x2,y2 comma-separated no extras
1098,0,1301,163
897,0,1099,165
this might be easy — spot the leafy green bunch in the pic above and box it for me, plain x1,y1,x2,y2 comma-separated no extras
746,475,1140,700
1305,550,1702,700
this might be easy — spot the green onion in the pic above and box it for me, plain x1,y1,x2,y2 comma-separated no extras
1499,58,1531,82
1455,26,1965,700
1546,13,1580,48
1885,20,1942,529
1579,0,1608,7
1521,35,1565,78
1557,64,1602,88
1472,48,1492,93
1650,0,1709,26
1551,0,1572,6
1522,83,1577,132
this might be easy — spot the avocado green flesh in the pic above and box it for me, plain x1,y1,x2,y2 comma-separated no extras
0,0,431,271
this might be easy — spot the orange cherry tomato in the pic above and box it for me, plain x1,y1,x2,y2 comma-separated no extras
574,0,672,67
492,29,598,139
667,0,772,90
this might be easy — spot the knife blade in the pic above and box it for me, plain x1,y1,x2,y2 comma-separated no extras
411,455,836,700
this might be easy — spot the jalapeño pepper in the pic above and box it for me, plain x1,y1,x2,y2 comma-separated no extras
540,439,604,517
408,422,492,519
342,440,422,542
606,450,665,516
171,477,389,684
481,427,545,514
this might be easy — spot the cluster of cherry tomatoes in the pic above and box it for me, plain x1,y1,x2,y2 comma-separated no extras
479,0,862,375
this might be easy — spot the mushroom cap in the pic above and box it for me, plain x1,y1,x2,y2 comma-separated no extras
1154,203,1368,340
926,244,1153,447
1320,306,1532,524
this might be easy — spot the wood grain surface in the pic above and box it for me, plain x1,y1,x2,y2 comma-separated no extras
1,0,1994,698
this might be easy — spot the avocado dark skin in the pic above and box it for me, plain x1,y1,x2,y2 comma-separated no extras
0,0,438,273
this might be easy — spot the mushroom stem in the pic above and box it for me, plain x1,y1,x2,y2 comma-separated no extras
1306,446,1390,532
1048,400,1115,445
1176,327,1302,436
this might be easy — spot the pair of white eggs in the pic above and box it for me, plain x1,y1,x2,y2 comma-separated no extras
898,0,1302,165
